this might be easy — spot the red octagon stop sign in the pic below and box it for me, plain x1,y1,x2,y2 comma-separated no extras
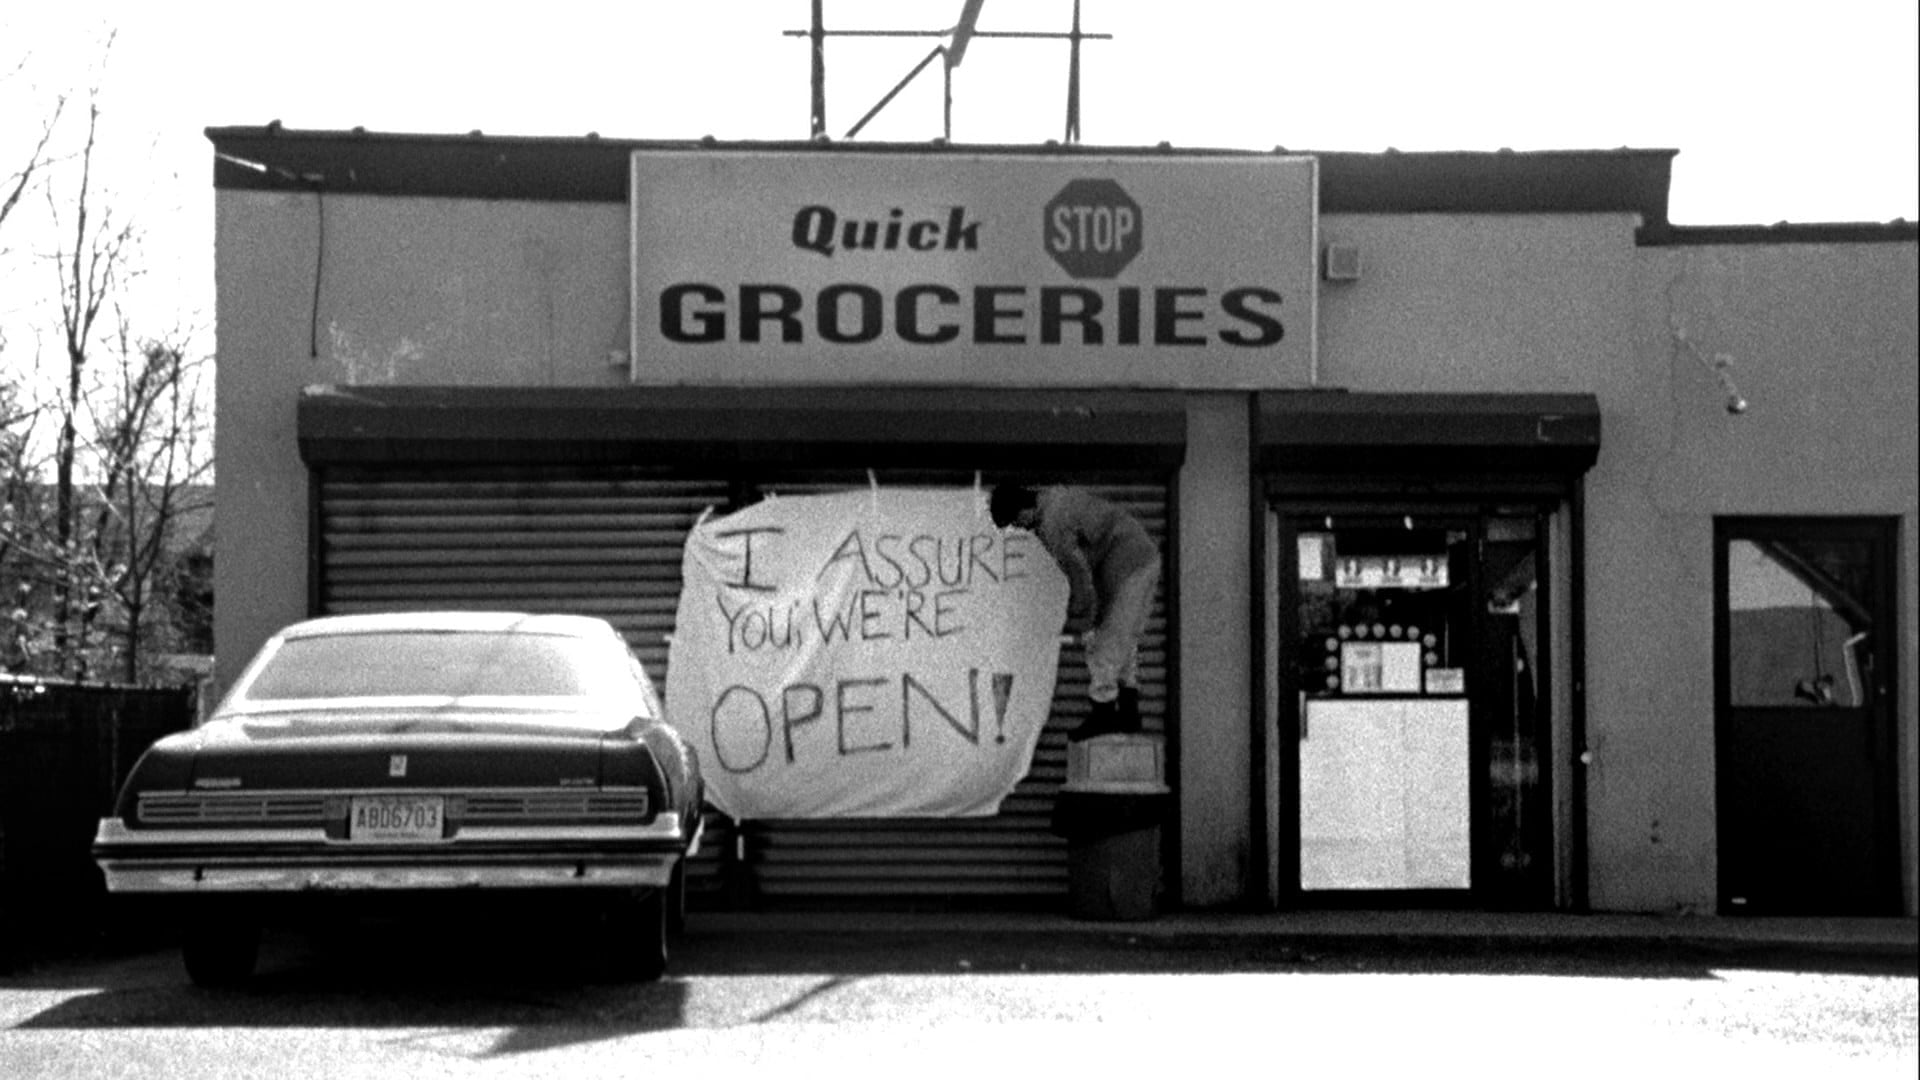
1043,178,1143,279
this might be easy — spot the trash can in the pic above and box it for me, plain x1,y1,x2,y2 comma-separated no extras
1051,733,1170,921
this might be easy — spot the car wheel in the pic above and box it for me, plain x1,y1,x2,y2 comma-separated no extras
607,887,668,982
182,915,260,988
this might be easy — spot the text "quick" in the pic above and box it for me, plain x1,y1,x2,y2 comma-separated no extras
793,206,982,257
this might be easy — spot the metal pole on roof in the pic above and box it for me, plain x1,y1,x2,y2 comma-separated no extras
810,0,827,139
846,46,949,140
1064,0,1082,144
946,0,986,66
944,0,986,140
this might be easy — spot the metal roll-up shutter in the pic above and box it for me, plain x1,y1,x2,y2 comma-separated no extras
738,472,1173,908
315,465,741,905
317,465,727,676
315,465,1173,911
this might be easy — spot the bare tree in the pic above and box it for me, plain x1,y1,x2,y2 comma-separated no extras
2,47,64,671
0,378,46,670
3,47,65,406
49,88,139,675
1,52,64,244
1,29,215,684
83,330,213,683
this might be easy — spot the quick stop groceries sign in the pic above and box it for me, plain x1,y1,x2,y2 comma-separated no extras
630,151,1318,388
666,488,1070,819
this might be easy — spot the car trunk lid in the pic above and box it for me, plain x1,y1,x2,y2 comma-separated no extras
185,705,624,791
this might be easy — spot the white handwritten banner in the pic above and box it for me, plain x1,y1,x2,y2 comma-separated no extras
666,488,1069,819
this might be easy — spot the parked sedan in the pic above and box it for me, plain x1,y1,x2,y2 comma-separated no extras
93,612,703,986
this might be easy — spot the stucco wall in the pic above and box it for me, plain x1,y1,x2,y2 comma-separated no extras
1615,242,1918,914
1315,214,1637,391
213,192,632,693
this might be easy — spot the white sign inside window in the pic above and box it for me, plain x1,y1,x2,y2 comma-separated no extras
1343,641,1422,693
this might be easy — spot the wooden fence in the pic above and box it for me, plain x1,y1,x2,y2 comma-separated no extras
0,679,195,968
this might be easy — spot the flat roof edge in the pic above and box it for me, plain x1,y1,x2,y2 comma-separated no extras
208,126,1675,225
1642,222,1919,246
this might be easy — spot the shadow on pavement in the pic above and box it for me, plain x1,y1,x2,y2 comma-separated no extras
10,917,694,1058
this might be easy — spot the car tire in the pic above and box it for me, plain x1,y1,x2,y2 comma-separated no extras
182,916,260,988
607,887,669,983
666,858,688,937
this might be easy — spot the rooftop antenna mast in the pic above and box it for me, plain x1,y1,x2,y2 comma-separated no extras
792,0,1110,143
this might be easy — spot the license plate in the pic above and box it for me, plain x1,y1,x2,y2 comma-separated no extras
348,796,445,842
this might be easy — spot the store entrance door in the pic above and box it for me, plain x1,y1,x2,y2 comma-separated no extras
1715,517,1901,916
1275,508,1555,908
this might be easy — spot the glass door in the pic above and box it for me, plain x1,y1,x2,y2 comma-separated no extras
1277,508,1554,907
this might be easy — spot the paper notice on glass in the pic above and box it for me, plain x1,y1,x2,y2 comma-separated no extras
1340,643,1383,692
1297,534,1327,582
1380,642,1422,692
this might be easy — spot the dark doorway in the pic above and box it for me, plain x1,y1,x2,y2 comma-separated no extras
1715,517,1901,916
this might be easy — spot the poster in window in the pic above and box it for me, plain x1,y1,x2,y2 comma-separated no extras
1341,643,1384,692
1380,642,1422,692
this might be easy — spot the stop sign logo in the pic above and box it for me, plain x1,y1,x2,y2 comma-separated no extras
1043,178,1143,279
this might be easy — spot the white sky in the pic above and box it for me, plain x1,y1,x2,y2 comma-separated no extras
4,0,1917,333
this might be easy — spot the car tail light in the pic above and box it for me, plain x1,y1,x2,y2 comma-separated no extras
599,736,666,814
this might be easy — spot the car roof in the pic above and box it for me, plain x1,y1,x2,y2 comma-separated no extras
274,611,622,641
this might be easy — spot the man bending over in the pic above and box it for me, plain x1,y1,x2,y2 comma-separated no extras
989,484,1160,741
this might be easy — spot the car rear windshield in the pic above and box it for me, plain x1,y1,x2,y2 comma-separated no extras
242,631,635,701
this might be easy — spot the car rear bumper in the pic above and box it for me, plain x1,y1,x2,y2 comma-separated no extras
93,813,699,894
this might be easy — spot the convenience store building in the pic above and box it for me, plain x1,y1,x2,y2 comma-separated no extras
209,127,1918,917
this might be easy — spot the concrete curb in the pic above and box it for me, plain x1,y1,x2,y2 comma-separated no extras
685,911,1920,958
